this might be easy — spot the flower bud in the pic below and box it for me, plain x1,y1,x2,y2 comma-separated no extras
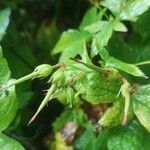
0,64,53,92
49,69,65,86
33,64,53,78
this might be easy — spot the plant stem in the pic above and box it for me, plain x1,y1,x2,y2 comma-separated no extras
134,60,150,66
71,58,104,74
0,72,38,92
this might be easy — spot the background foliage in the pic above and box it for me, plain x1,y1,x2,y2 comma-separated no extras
0,0,150,149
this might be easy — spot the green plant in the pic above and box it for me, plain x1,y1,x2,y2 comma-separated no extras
0,0,150,149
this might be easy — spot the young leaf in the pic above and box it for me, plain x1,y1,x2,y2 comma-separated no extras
132,84,150,132
101,0,150,21
0,8,11,41
0,132,24,150
107,121,150,150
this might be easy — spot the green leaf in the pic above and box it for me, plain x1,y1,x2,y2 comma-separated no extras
84,20,127,33
132,84,150,132
79,7,98,31
0,58,10,85
91,22,113,57
52,108,88,131
2,26,37,107
107,121,150,150
59,38,87,64
0,51,18,131
0,8,11,41
95,129,109,150
52,30,90,64
80,70,121,104
96,46,146,77
75,126,110,150
52,30,86,55
0,132,24,150
113,21,127,32
107,34,150,78
0,80,18,131
75,126,97,150
95,22,113,47
84,21,110,33
101,0,150,21
99,100,133,127
106,56,147,78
